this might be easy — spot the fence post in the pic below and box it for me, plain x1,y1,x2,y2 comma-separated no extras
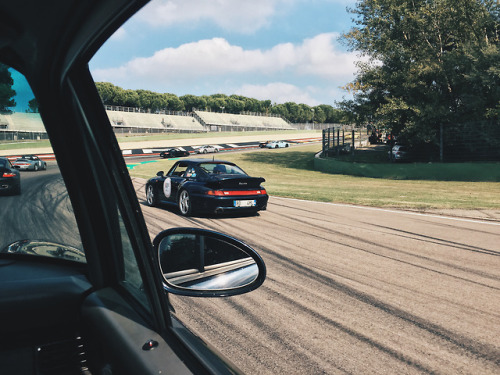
352,130,355,155
322,129,326,156
440,123,444,162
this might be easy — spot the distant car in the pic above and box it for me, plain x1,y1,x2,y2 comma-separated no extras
159,148,190,158
0,157,21,195
195,145,219,154
266,140,290,149
145,159,268,216
12,155,47,171
259,141,271,148
389,145,411,161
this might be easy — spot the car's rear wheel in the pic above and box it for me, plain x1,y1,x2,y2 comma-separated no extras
275,145,278,149
34,164,39,171
146,185,158,207
178,190,192,216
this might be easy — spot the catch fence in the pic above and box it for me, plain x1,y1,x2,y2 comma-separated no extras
321,126,370,156
321,120,500,162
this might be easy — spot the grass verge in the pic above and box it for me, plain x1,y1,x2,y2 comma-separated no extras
128,144,500,210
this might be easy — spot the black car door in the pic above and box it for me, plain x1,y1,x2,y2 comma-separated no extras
167,162,189,202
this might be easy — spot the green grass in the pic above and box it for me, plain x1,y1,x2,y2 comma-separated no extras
0,140,52,150
128,144,500,210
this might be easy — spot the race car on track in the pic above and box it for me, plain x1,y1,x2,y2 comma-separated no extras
195,145,220,154
0,157,21,195
146,159,268,216
159,147,190,158
12,155,47,171
266,140,290,148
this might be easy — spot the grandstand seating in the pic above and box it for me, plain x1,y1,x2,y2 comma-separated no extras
194,110,293,130
1,109,293,133
106,111,204,131
0,113,44,131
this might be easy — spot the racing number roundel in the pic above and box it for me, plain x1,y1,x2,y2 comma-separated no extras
163,177,172,198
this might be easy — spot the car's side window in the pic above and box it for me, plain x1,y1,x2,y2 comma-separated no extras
0,64,85,261
170,165,188,177
184,167,196,178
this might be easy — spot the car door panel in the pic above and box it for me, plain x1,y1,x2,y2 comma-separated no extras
81,288,203,375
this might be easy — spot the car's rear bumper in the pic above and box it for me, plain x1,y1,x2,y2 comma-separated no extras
192,194,268,214
14,165,32,170
0,179,20,192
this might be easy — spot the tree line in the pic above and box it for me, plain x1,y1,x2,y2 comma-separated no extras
339,0,499,150
95,82,345,124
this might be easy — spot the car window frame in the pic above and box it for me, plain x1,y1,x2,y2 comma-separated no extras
67,64,171,328
7,47,169,331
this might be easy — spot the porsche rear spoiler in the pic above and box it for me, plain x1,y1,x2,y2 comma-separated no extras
206,176,265,189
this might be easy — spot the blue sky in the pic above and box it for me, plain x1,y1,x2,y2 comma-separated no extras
90,0,361,107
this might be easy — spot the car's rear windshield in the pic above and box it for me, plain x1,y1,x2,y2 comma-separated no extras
200,163,246,175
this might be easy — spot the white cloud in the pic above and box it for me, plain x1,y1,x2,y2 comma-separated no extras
92,33,359,83
236,82,320,106
137,0,280,33
109,27,127,41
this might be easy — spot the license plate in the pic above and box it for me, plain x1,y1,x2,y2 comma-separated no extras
234,200,256,207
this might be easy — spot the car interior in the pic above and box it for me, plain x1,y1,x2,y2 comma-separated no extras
0,0,265,374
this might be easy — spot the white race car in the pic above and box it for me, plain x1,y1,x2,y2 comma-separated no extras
266,140,290,149
195,145,220,154
12,155,47,171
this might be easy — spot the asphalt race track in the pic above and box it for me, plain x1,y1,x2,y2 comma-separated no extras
0,165,82,251
133,178,500,375
2,163,499,374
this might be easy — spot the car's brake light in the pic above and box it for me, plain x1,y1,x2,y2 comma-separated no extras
2,173,16,178
206,189,266,196
206,190,225,196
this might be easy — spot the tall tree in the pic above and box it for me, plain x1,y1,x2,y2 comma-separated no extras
27,98,39,113
0,63,16,112
180,94,207,111
341,0,500,146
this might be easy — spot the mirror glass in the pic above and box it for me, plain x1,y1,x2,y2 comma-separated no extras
158,232,259,291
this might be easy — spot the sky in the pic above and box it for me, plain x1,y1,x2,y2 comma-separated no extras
90,0,362,108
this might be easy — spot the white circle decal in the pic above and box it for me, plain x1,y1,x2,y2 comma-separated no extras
163,177,172,198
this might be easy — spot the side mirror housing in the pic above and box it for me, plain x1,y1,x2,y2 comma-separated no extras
156,171,164,177
153,228,266,297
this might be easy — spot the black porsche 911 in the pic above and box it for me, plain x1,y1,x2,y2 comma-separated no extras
0,157,21,195
146,159,268,216
159,147,190,158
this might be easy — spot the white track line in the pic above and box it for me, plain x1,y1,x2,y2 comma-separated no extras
271,196,500,226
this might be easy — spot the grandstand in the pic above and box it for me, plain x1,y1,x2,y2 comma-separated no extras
194,110,293,131
0,113,44,131
106,111,204,132
1,107,295,135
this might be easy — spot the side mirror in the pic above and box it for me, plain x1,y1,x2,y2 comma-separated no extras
153,228,266,297
156,171,164,177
